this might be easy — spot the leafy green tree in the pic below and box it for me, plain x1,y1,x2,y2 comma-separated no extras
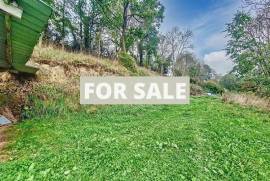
226,11,270,77
226,12,255,76
43,0,164,68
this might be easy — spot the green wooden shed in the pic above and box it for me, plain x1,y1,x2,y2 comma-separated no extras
0,0,52,74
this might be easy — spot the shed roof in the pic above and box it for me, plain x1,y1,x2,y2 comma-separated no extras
0,0,52,74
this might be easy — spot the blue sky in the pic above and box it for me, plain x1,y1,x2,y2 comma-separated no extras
159,0,242,75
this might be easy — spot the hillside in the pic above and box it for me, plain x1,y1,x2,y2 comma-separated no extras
0,46,270,180
0,45,156,122
0,46,157,161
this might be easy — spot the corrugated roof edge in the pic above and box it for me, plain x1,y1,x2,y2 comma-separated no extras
38,0,53,10
11,0,53,74
38,1,62,17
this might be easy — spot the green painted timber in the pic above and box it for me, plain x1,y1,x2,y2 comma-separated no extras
0,0,52,74
0,15,9,69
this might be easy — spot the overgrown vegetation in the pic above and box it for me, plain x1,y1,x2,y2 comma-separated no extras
224,0,270,97
202,81,224,95
118,52,137,73
223,92,270,111
22,85,76,120
32,45,157,76
0,45,156,123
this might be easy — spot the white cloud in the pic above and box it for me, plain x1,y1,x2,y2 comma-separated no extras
205,32,228,50
204,50,234,75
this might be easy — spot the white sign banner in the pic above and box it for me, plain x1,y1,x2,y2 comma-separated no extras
80,77,190,105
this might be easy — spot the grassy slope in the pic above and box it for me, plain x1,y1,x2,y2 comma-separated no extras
31,46,157,76
0,97,269,180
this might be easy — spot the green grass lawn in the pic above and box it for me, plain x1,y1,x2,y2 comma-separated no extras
0,97,270,180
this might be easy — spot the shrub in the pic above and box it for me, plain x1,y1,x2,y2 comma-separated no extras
258,84,270,97
203,81,224,95
252,77,270,97
190,84,204,96
238,77,270,97
240,80,257,92
118,52,137,73
219,74,240,91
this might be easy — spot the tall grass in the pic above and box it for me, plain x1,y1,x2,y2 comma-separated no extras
222,92,270,111
22,85,79,120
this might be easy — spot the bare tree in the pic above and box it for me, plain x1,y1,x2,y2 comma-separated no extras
158,34,169,58
165,27,193,62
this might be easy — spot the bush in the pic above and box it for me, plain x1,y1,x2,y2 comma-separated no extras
239,80,257,93
203,81,224,95
234,77,270,97
243,77,270,97
258,84,270,97
190,84,204,96
118,52,137,73
219,74,240,91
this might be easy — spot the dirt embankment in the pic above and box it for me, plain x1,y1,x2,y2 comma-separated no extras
0,46,157,158
0,60,119,122
0,45,156,123
0,73,35,122
0,47,123,123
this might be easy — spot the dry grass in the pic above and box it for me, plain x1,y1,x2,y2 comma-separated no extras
222,92,270,111
29,45,157,98
31,45,130,76
30,45,157,77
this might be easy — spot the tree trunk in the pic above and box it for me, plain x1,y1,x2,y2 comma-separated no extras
120,2,129,52
83,17,90,51
79,21,83,51
96,28,101,57
89,17,94,53
78,0,83,52
61,0,66,49
138,41,144,66
38,32,44,47
161,64,164,75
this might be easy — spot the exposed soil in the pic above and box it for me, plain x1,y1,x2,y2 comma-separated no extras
0,126,9,162
0,72,35,122
0,56,115,124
